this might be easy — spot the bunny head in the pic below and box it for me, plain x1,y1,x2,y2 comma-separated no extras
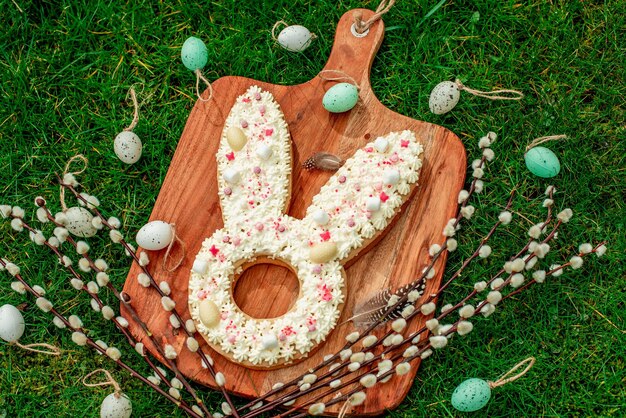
189,86,423,368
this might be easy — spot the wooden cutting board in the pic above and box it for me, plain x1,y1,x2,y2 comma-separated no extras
122,8,466,416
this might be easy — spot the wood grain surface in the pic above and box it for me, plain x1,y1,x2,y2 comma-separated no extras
122,8,466,416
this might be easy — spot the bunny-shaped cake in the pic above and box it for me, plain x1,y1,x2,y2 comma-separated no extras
189,86,424,368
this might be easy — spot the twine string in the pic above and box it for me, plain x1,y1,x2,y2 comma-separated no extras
526,134,567,151
83,369,122,397
14,341,61,356
354,0,396,34
318,70,359,91
337,399,351,418
271,20,289,41
123,87,139,132
59,154,88,211
456,79,524,101
195,69,214,102
163,223,186,272
488,357,536,389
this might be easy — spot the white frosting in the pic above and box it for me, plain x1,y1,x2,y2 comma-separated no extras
189,86,424,366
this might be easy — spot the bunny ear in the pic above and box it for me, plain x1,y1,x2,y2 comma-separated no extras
302,130,424,263
216,86,292,228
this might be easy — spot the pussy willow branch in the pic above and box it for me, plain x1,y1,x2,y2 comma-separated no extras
241,155,493,415
36,203,211,417
60,179,239,417
285,241,604,418
10,214,210,414
0,258,203,418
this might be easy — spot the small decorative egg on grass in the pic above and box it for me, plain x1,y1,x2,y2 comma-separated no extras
524,146,560,178
429,81,461,114
100,393,132,418
276,24,316,52
451,378,492,412
136,220,174,251
181,36,208,71
114,131,142,164
65,206,97,238
322,83,359,113
0,304,25,343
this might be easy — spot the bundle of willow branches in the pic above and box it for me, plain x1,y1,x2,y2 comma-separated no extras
0,131,606,417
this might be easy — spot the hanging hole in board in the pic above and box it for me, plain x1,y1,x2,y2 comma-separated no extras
351,23,370,38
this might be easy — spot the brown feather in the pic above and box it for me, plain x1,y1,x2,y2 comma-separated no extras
303,152,343,171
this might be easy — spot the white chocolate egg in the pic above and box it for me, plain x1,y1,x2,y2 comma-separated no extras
429,81,461,114
383,169,400,185
256,143,273,160
373,137,389,153
261,334,279,350
199,299,220,328
136,221,173,251
312,209,329,225
0,304,25,343
226,126,248,151
192,259,208,275
223,168,241,184
277,25,314,52
309,242,338,263
366,196,381,212
100,392,132,418
65,207,97,238
114,131,142,164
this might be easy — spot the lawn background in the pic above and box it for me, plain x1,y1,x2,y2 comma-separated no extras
0,0,624,417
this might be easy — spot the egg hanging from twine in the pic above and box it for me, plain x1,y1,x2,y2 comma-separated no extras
135,220,186,272
451,357,536,412
429,79,524,114
0,303,61,355
318,70,360,113
181,36,214,102
113,87,142,165
83,369,132,418
524,135,567,178
58,155,98,238
272,21,317,52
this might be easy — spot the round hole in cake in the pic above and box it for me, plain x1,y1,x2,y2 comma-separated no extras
232,258,300,319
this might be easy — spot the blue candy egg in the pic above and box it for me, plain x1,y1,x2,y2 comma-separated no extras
524,146,560,178
322,83,359,113
181,37,208,71
451,378,492,412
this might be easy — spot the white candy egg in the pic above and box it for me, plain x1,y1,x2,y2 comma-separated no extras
429,81,461,114
136,220,173,251
0,304,25,343
65,207,97,238
100,392,132,418
277,25,314,52
114,131,142,164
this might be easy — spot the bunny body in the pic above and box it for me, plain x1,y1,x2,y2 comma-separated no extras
189,86,423,368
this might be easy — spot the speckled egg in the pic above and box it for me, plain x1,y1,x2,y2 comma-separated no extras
65,207,97,238
322,83,359,113
100,392,132,418
524,146,560,178
114,131,142,164
429,81,461,114
136,220,173,251
277,25,314,52
451,378,492,412
181,36,208,71
0,304,25,343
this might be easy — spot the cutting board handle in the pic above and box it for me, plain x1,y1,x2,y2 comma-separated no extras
320,9,385,94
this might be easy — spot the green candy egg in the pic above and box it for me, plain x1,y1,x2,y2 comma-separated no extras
181,36,208,71
451,378,492,412
524,146,560,178
322,82,359,113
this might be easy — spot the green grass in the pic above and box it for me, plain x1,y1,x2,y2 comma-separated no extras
1,0,624,416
